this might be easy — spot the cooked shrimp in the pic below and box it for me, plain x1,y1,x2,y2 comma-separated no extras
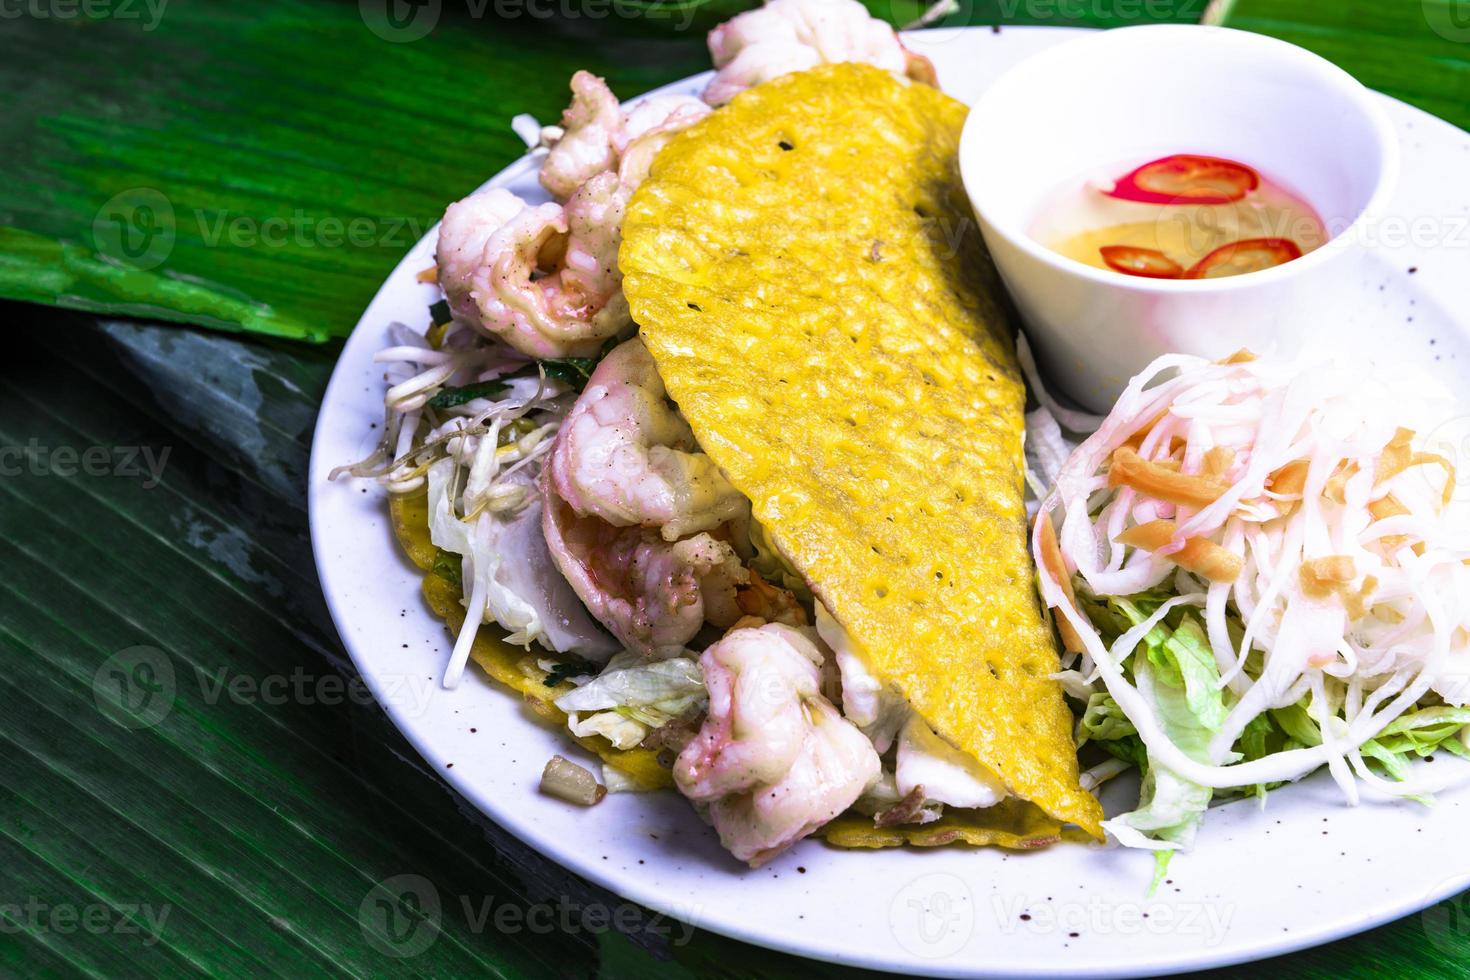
616,94,710,151
674,624,880,866
547,337,750,540
540,70,622,200
703,0,937,106
436,187,528,328
467,172,633,359
542,488,748,657
541,78,710,199
615,98,710,191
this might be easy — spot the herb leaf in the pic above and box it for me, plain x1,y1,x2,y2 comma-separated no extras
539,358,598,390
426,380,509,409
430,548,462,590
538,336,621,391
544,657,597,688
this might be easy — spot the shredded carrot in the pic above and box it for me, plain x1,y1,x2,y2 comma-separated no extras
1036,513,1088,654
1377,428,1415,479
1220,349,1257,364
1300,556,1356,599
1108,447,1230,508
1324,461,1359,504
1369,493,1421,554
1353,575,1379,619
417,266,438,284
1370,493,1410,521
1375,427,1455,505
1121,409,1183,454
1299,558,1376,619
1203,446,1235,479
1268,459,1310,497
1115,519,1243,583
1268,458,1365,505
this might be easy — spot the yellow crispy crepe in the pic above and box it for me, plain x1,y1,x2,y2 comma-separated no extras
389,494,671,792
819,800,1066,851
621,63,1103,838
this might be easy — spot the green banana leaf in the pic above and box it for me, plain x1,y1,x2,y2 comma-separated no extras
0,0,1197,342
1212,0,1470,130
0,0,709,341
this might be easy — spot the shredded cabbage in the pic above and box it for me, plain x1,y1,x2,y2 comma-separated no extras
1035,351,1470,850
332,308,626,687
427,459,616,686
555,652,706,749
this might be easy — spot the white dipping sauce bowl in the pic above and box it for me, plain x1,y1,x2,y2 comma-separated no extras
959,25,1399,412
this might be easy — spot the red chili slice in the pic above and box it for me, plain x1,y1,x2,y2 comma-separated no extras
1107,154,1260,205
1099,245,1184,279
1184,238,1303,279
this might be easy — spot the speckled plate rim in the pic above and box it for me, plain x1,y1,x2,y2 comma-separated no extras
309,26,1470,978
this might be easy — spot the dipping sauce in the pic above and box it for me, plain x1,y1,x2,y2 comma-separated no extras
1032,154,1326,280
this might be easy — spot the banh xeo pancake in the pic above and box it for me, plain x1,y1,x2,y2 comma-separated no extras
621,63,1104,838
389,492,672,791
394,491,1065,850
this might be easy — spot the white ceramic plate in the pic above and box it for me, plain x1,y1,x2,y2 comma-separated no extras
309,26,1470,977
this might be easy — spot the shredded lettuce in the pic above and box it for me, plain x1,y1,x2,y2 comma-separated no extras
567,712,648,750
1080,582,1470,853
555,653,706,749
1102,647,1218,852
1079,692,1137,743
1360,706,1470,781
